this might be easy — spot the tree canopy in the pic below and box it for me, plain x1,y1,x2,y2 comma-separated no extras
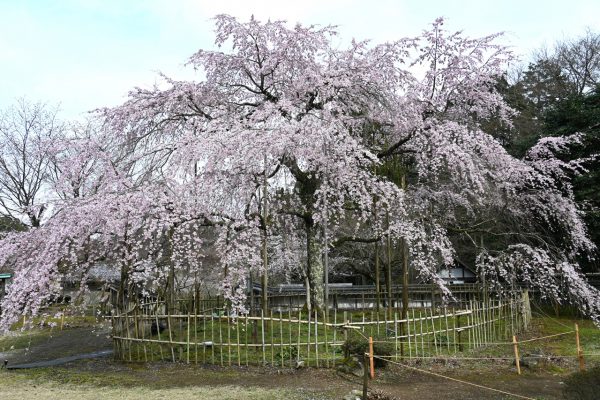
0,16,598,329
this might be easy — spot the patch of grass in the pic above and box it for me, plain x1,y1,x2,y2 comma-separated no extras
0,329,53,352
0,371,297,400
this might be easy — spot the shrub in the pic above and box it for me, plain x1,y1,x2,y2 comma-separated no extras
341,335,394,368
563,366,600,400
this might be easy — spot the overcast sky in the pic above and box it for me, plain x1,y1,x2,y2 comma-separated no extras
1,0,598,119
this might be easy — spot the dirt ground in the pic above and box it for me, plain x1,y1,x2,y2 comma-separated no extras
0,324,576,399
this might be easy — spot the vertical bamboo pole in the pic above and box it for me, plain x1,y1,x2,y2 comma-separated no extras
466,313,472,350
477,302,481,348
394,312,398,361
333,308,337,367
453,310,458,353
575,323,585,371
315,311,319,368
444,307,450,354
279,311,284,367
261,309,266,366
289,308,293,367
227,312,232,366
187,315,191,364
363,353,369,399
368,336,375,379
512,335,521,375
270,310,275,365
482,301,488,345
430,308,438,356
307,311,311,366
194,312,198,364
236,316,241,367
321,311,328,367
419,311,424,357
167,313,175,362
412,309,418,357
154,306,164,360
125,313,132,361
219,314,224,367
211,312,215,364
406,312,412,359
202,313,206,363
245,314,249,366
297,310,302,365
343,311,348,346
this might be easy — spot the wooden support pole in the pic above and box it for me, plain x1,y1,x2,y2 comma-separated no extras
575,323,585,371
512,335,521,375
369,336,375,379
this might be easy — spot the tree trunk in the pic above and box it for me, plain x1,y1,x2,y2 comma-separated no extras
304,275,312,312
306,223,324,312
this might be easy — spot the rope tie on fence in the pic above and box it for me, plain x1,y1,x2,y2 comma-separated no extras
373,355,537,400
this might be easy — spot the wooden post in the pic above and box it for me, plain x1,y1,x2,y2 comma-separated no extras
368,336,375,379
575,323,585,371
60,313,65,331
512,335,521,375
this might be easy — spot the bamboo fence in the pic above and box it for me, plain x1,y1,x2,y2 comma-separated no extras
111,291,532,366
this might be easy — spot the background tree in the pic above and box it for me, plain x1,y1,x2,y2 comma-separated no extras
0,99,62,227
